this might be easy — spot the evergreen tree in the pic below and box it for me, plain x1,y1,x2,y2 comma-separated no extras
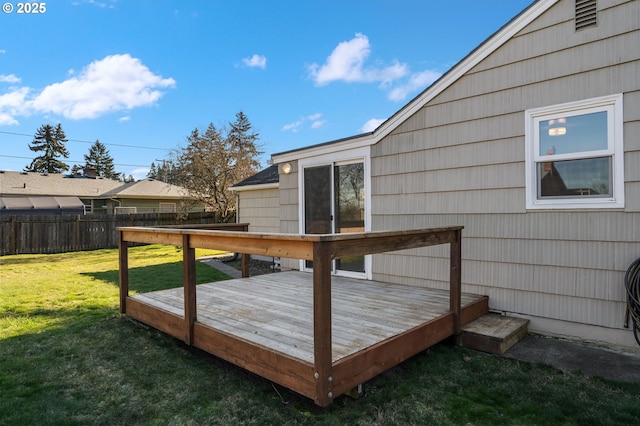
147,162,158,179
70,164,82,175
154,160,178,184
84,140,119,179
228,111,261,178
24,123,70,173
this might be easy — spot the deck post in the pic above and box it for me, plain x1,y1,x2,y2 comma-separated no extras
118,230,129,314
183,234,197,345
449,228,462,333
241,252,250,278
312,240,333,407
240,223,250,278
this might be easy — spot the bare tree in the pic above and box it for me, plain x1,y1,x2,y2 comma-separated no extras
172,112,262,222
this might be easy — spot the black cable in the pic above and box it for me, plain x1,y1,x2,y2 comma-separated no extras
624,256,640,346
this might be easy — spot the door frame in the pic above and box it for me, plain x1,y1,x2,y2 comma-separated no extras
297,146,372,279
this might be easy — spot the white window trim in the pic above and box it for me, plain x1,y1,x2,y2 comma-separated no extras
525,94,624,210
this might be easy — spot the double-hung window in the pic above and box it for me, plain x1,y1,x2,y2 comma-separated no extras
525,94,624,209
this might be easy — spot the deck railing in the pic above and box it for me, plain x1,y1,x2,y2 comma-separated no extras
118,225,463,406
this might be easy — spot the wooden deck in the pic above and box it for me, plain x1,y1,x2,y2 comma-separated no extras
118,224,488,406
130,271,487,364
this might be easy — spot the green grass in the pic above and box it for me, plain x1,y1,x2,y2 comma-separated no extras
1,246,640,425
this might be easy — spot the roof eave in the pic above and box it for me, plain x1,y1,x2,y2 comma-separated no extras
272,132,374,164
230,182,279,192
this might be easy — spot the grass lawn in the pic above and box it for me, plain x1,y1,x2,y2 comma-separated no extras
1,245,640,425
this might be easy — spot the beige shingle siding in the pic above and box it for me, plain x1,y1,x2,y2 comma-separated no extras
277,165,300,270
237,187,280,234
371,0,639,335
278,165,299,233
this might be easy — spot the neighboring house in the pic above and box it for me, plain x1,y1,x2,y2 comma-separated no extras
230,165,280,233
247,0,640,349
0,170,203,215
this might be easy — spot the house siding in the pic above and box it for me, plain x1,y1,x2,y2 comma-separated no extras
278,162,300,270
371,0,640,345
236,187,280,233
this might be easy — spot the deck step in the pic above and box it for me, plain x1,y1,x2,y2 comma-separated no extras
456,313,529,355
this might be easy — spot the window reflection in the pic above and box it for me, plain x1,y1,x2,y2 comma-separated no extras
539,111,607,156
538,157,611,198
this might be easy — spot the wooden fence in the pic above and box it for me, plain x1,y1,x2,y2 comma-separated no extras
0,212,223,256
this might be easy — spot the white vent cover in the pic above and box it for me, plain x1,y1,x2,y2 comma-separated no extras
576,0,597,31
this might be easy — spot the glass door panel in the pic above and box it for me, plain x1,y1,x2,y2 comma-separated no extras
304,165,332,269
334,163,365,273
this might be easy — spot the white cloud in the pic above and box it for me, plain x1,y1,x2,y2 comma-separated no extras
308,33,408,86
282,119,303,132
361,118,385,133
0,50,6,54
388,69,441,102
0,87,30,125
0,74,21,84
119,115,131,123
31,54,176,119
0,113,18,126
0,54,175,125
310,120,326,129
130,167,150,181
282,113,326,132
242,54,267,69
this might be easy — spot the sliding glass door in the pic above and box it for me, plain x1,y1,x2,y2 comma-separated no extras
303,161,365,275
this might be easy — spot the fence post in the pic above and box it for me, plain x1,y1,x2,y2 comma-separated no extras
10,215,17,255
118,230,129,314
75,215,81,251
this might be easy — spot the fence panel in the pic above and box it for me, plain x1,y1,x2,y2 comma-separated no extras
0,212,221,255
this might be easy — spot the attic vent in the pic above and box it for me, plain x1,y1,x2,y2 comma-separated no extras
575,0,597,31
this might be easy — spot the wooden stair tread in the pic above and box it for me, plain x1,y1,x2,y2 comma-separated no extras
456,313,529,354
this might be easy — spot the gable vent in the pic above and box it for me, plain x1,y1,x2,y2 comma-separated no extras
575,0,597,31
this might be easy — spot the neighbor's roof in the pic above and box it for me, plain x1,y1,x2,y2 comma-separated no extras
101,178,189,199
230,165,279,191
0,171,189,200
0,195,85,211
272,0,556,163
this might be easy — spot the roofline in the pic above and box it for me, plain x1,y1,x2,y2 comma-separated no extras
230,182,279,192
271,0,555,164
107,194,192,200
271,131,372,159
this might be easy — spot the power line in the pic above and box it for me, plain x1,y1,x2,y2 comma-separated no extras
0,130,173,152
0,154,150,168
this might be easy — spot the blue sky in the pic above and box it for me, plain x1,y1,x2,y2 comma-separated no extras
1,0,533,180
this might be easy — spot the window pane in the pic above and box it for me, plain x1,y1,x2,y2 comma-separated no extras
334,163,365,273
538,157,611,198
539,111,608,156
334,163,364,233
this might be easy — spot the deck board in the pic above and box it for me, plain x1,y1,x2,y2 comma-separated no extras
129,271,485,364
